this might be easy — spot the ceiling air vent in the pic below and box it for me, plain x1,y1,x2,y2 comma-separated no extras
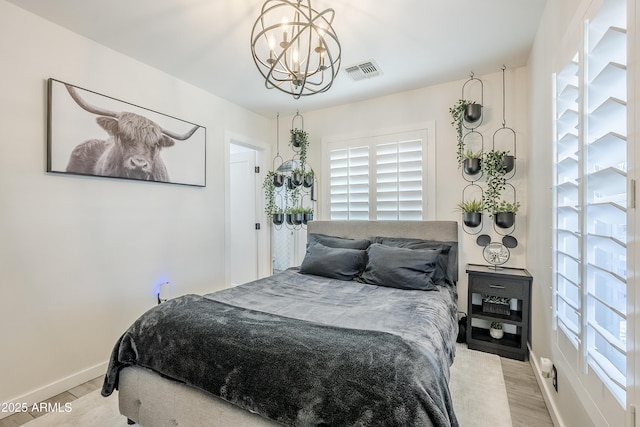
345,60,382,81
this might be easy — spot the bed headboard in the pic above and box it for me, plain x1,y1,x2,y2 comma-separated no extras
307,220,458,242
307,220,459,282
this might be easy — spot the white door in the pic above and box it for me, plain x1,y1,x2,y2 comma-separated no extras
229,147,258,286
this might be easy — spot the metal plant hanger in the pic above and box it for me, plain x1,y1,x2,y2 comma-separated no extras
266,111,315,230
490,66,518,236
458,72,485,235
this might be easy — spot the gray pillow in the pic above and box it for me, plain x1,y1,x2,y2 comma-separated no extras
307,233,371,250
371,236,457,284
300,242,367,281
362,244,441,291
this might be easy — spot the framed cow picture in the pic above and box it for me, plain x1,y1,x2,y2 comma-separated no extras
47,78,206,187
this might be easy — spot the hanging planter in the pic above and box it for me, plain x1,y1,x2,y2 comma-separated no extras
290,128,308,149
464,103,482,123
303,171,314,188
291,169,304,187
462,150,482,175
272,212,284,225
303,208,314,224
457,199,483,228
493,201,520,229
463,212,482,228
495,212,515,229
502,155,515,173
273,172,285,187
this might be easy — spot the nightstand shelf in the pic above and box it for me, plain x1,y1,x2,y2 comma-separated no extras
470,305,524,325
466,264,533,361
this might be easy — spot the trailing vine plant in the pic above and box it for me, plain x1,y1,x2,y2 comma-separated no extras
449,99,475,168
482,150,510,216
290,128,309,171
263,171,277,216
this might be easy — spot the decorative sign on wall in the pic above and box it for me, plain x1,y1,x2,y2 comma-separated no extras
47,78,207,187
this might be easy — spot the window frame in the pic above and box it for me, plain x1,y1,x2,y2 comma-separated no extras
321,123,436,221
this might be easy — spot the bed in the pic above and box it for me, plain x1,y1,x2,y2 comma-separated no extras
102,220,460,426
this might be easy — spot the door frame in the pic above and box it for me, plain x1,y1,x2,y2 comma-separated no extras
224,130,271,287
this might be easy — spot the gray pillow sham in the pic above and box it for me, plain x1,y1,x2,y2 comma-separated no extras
361,244,441,291
300,242,367,281
307,233,371,250
371,236,458,284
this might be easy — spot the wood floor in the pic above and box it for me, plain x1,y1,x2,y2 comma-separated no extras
501,357,554,427
0,356,553,427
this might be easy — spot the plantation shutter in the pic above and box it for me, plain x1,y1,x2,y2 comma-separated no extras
375,138,423,220
329,145,370,220
327,128,430,221
553,0,628,406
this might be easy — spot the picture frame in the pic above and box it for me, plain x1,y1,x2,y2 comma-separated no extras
47,78,206,187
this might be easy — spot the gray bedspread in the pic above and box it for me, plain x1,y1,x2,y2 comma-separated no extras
102,269,459,427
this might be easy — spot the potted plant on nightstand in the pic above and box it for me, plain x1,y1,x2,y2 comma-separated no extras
457,199,483,228
490,321,504,339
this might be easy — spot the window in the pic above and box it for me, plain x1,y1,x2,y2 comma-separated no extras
553,0,627,407
324,126,435,221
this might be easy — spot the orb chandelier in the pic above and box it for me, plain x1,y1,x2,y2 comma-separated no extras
250,0,341,99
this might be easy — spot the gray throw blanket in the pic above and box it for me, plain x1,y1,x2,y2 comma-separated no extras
103,294,457,426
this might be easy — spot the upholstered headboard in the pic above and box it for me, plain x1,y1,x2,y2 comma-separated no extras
307,220,457,242
307,220,459,281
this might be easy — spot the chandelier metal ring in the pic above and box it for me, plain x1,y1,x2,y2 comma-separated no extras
251,0,341,99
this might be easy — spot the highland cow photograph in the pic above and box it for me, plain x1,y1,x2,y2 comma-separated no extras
47,78,206,187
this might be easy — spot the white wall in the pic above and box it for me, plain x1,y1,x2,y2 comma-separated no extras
0,0,269,409
278,68,529,310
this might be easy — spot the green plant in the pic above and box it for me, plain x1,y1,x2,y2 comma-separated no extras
464,149,482,160
263,171,277,216
302,207,314,214
456,199,483,213
290,128,309,170
449,99,476,168
483,150,510,215
490,321,503,330
286,206,305,214
495,200,521,213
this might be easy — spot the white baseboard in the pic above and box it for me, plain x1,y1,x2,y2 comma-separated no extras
529,348,564,427
0,361,108,420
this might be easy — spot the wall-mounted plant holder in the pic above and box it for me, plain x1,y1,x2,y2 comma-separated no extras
461,73,484,130
492,182,518,235
264,112,315,231
462,130,484,181
460,183,484,235
492,126,517,180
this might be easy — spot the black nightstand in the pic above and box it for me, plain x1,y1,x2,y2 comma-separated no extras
466,263,533,361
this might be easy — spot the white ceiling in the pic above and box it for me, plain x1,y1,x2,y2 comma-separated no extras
8,0,547,118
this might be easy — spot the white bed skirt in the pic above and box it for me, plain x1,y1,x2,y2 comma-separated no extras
118,365,282,426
